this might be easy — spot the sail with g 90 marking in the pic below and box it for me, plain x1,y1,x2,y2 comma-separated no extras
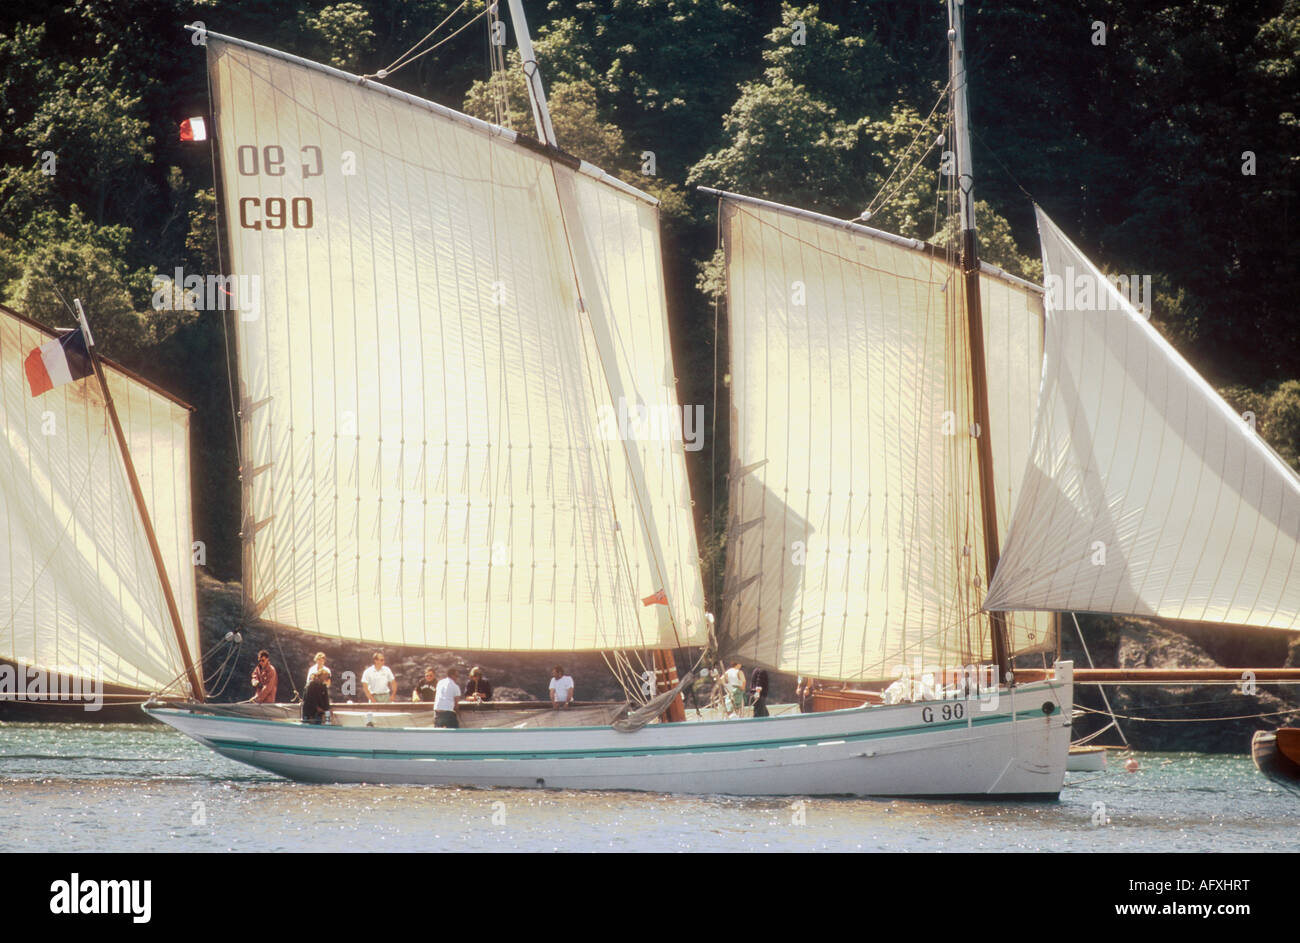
715,192,1052,682
206,33,704,652
0,305,200,694
985,207,1300,630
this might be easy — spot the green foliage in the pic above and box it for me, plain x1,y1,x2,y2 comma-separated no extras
185,187,219,274
300,2,377,71
1221,379,1300,472
761,3,890,117
533,0,753,176
695,246,725,302
686,71,860,210
3,205,184,358
18,48,154,223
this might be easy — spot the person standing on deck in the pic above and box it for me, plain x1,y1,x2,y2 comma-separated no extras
434,668,462,728
749,666,770,718
362,652,397,703
250,650,278,703
301,668,331,723
413,667,438,703
306,652,328,686
722,662,746,716
549,666,575,708
464,666,493,702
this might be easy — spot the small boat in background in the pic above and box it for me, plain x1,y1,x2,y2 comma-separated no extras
1252,728,1300,793
1066,745,1108,772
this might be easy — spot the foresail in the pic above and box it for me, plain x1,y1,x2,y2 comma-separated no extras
0,305,199,694
552,168,706,645
208,34,704,652
718,193,1051,682
985,208,1300,630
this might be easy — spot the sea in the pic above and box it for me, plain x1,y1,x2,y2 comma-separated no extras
0,722,1296,853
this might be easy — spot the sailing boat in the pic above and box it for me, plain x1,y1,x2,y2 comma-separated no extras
0,302,203,718
145,9,1074,796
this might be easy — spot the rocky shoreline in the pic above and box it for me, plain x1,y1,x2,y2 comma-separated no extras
1054,614,1300,752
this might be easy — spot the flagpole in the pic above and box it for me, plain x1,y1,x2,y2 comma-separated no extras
75,300,206,701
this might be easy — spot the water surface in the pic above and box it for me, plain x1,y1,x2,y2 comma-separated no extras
0,723,1295,852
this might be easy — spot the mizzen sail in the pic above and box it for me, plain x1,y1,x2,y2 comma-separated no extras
0,305,200,694
716,193,1051,681
985,207,1300,630
206,34,703,652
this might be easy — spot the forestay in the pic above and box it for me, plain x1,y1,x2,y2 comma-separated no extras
717,194,1051,682
0,306,200,693
986,208,1300,629
206,35,703,652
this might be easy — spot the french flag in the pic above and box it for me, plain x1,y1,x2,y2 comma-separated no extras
24,328,93,397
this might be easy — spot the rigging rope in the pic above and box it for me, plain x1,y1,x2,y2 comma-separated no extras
859,82,950,222
1071,611,1129,746
1075,704,1300,724
364,1,490,80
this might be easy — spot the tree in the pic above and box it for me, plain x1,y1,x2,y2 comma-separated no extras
4,206,170,359
300,2,377,71
19,50,154,224
686,72,860,211
534,0,754,178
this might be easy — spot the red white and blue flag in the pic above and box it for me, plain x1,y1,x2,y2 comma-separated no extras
24,328,93,397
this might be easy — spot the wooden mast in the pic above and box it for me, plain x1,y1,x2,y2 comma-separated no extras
75,300,205,701
949,0,1013,686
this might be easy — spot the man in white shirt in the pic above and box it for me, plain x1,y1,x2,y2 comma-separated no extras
549,665,575,708
361,652,397,703
722,662,745,716
434,667,462,728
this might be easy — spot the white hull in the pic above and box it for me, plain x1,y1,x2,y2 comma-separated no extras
147,664,1073,798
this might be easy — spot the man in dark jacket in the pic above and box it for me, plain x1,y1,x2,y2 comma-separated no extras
414,667,438,703
464,666,493,702
749,667,770,718
301,668,331,723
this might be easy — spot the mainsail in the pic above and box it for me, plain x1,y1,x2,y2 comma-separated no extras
0,305,200,694
205,34,704,652
715,193,1052,681
986,208,1300,629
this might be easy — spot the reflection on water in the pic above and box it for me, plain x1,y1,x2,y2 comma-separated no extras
0,723,1296,852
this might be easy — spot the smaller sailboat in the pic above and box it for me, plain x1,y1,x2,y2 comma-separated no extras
0,300,202,718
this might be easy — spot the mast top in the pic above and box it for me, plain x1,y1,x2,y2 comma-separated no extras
947,0,977,236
